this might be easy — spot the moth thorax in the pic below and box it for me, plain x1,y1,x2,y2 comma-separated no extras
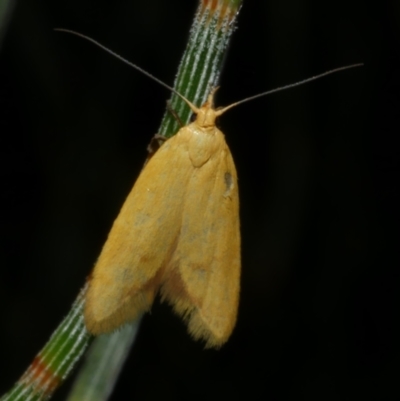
195,106,218,129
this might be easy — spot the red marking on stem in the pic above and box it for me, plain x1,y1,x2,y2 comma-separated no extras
200,0,238,31
20,356,61,396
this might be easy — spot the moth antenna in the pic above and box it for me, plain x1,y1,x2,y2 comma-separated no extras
216,63,363,116
55,29,199,113
56,29,362,118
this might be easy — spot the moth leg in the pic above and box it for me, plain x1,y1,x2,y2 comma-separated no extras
146,134,168,160
166,100,184,127
146,99,183,160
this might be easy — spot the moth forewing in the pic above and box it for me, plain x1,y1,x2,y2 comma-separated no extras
160,124,240,348
84,135,194,335
185,146,240,348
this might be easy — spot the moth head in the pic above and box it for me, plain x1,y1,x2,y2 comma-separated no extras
185,87,229,129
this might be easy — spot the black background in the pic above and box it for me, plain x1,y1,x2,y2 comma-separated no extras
1,0,399,400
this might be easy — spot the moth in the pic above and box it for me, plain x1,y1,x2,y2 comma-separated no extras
56,28,361,348
85,88,240,348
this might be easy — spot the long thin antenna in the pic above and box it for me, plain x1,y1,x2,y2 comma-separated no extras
56,29,362,116
54,29,199,112
217,63,363,115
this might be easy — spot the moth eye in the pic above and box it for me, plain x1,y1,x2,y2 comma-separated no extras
190,113,196,122
224,172,234,196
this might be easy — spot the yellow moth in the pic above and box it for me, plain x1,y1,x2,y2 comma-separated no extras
85,88,239,348
57,29,361,348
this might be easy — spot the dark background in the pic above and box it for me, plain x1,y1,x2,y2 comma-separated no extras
1,0,399,400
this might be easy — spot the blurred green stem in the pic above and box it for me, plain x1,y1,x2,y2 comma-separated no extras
0,0,15,48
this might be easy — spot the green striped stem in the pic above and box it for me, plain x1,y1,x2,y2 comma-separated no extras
159,0,242,137
1,286,90,401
